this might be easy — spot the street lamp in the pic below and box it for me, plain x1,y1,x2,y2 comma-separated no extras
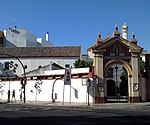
51,78,60,102
0,52,27,103
114,64,120,101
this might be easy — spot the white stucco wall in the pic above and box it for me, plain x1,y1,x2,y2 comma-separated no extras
0,78,94,103
26,30,37,47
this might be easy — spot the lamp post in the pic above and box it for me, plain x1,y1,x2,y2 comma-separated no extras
114,64,119,100
51,78,60,102
0,52,27,103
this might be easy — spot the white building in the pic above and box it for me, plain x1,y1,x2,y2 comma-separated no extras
3,27,52,47
0,46,81,77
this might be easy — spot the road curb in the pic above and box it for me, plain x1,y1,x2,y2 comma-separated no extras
47,104,91,109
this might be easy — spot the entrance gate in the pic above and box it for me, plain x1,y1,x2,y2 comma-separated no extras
90,25,143,103
106,64,128,102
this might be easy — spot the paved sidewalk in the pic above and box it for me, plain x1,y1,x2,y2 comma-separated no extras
25,101,150,109
1,100,150,109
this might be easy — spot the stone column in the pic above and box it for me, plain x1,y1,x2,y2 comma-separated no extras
94,50,106,103
129,51,141,102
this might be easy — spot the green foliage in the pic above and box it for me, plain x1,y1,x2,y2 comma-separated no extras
120,67,128,82
140,60,145,72
73,59,93,68
120,60,145,81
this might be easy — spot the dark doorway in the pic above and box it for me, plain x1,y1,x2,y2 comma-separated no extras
107,80,116,96
120,81,128,96
106,64,128,102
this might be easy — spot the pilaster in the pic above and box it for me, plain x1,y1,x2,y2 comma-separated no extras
94,49,106,103
129,52,140,102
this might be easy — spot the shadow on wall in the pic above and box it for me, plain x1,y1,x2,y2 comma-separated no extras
70,86,78,99
88,77,104,98
88,79,96,98
74,88,78,99
4,39,17,47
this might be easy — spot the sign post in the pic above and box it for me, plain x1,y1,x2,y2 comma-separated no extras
87,78,91,106
64,64,71,104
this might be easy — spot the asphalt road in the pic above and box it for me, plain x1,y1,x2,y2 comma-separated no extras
0,103,150,125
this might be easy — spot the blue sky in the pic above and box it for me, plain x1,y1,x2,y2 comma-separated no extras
1,0,150,54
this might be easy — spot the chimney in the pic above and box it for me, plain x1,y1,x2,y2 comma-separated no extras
13,26,17,30
46,32,49,41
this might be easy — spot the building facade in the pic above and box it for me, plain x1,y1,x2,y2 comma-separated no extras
1,23,150,104
88,23,148,103
0,46,81,77
2,27,52,47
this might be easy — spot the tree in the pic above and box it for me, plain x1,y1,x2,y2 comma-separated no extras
120,60,146,81
120,67,127,82
73,59,85,68
140,60,145,73
73,59,93,70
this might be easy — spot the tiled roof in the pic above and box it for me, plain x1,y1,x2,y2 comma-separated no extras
0,46,81,58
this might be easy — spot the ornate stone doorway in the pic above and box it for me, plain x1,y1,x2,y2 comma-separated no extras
89,25,143,103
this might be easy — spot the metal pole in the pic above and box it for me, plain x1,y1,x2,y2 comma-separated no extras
51,78,59,102
70,84,71,104
88,85,90,106
63,84,65,105
116,66,117,98
115,64,119,101
87,78,90,106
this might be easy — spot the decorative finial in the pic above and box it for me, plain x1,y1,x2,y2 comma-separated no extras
115,24,118,31
96,32,103,44
132,32,135,38
98,32,101,38
113,24,120,37
131,32,138,44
